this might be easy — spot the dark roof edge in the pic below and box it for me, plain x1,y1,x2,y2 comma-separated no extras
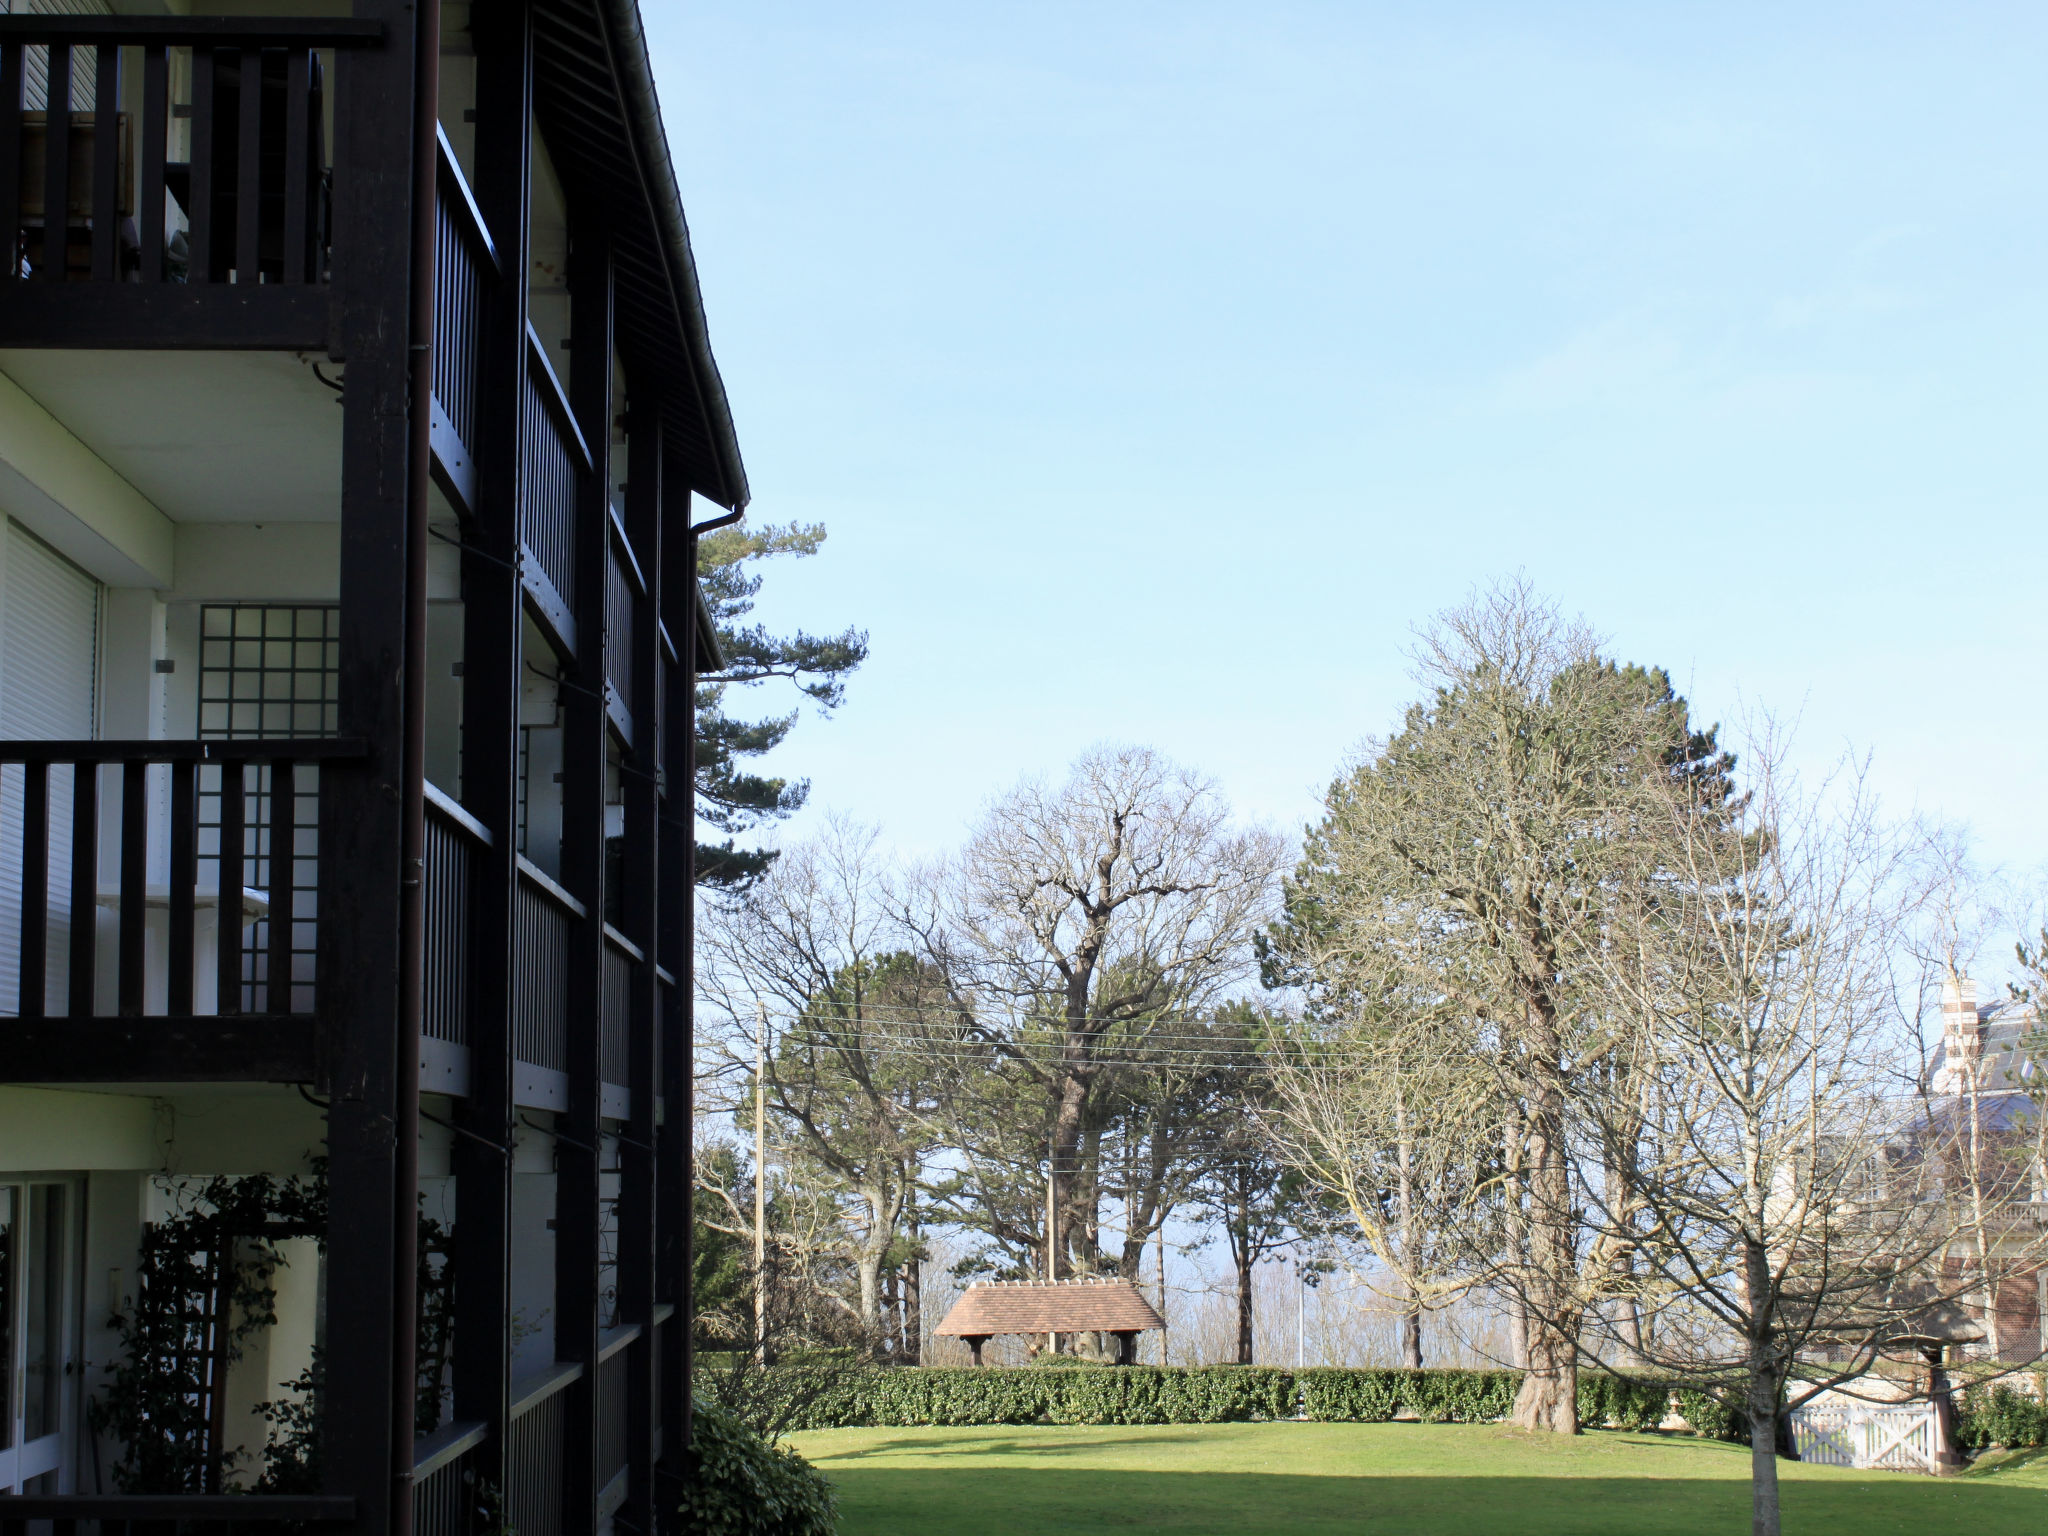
594,0,751,512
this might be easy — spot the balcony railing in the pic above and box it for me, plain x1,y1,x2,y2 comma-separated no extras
412,1419,488,1536
513,856,576,1083
431,126,496,516
600,926,635,1093
595,1326,635,1503
506,1362,578,1536
520,326,587,648
424,783,490,1053
0,739,360,1043
603,507,642,740
0,16,381,287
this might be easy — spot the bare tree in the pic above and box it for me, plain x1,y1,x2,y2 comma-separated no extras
902,745,1285,1278
1576,736,2042,1536
697,820,935,1340
1262,921,1494,1368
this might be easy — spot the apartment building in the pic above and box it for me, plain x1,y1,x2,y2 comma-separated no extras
0,1,741,1532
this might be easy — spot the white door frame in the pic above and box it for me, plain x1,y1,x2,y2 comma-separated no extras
0,1174,84,1494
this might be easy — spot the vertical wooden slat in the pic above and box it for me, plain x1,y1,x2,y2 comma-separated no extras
0,44,22,280
118,759,147,1015
90,43,118,280
40,43,70,281
268,758,296,1012
235,47,261,283
283,47,309,283
140,44,166,281
68,760,98,1015
188,46,214,282
217,758,246,1014
169,757,197,1014
19,760,49,1018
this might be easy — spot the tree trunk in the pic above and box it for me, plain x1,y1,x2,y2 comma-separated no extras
1747,1382,1782,1536
1512,1309,1579,1432
1511,1008,1579,1433
1395,1099,1422,1369
904,1210,923,1366
881,1261,900,1361
856,1247,884,1334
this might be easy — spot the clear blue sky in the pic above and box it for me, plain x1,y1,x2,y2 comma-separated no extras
646,3,2046,885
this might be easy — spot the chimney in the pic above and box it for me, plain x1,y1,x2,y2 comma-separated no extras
1939,974,1982,1092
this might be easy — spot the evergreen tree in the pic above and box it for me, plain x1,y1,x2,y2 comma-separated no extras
695,522,868,888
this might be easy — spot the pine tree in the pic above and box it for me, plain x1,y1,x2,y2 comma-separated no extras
695,522,867,887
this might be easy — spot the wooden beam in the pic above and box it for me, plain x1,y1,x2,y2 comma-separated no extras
0,285,329,350
0,1016,317,1083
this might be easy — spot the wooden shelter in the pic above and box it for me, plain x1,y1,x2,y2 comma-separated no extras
934,1278,1166,1365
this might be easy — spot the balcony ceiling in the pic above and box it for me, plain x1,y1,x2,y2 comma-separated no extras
0,349,342,524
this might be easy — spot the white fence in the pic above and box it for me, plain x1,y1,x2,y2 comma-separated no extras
1790,1402,1938,1471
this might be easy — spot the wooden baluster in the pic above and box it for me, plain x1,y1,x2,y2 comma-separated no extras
18,759,48,1017
90,42,118,280
235,46,260,283
40,42,70,280
0,45,19,277
283,47,309,283
140,43,166,281
188,46,213,282
118,758,147,1015
217,758,246,1014
268,758,296,1012
68,759,98,1016
169,757,197,1015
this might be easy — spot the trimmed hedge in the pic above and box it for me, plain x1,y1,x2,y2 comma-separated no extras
773,1364,1724,1435
1297,1368,1520,1424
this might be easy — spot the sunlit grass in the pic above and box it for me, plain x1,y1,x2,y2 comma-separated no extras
786,1420,2047,1535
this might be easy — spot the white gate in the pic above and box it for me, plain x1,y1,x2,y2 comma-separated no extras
1790,1403,1937,1472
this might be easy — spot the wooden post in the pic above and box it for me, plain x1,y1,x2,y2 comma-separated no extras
618,395,663,1527
449,0,533,1502
320,2,420,1532
555,218,614,1530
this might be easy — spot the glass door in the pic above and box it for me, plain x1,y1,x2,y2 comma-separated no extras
0,1179,78,1494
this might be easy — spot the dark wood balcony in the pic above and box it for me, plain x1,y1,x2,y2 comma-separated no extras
0,736,363,1084
0,15,386,349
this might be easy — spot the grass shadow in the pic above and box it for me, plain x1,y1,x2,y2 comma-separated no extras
820,1467,2048,1536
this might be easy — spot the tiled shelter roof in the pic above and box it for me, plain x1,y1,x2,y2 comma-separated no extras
933,1278,1165,1337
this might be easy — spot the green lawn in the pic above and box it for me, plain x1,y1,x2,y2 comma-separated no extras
785,1422,2048,1536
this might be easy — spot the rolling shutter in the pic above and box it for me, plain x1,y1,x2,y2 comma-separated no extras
0,519,99,1014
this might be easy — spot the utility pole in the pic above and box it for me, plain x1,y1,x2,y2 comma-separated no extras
1046,1138,1057,1356
754,999,768,1364
1297,1260,1306,1369
1156,1212,1168,1366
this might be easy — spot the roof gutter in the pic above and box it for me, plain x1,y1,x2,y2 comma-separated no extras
590,0,751,512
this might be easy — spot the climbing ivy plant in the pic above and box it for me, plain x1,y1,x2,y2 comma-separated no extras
89,1165,458,1494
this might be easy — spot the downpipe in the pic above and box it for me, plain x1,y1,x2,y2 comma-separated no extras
394,0,441,1527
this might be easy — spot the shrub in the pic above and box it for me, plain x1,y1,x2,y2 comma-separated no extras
1957,1385,2048,1451
681,1400,837,1536
1577,1373,1672,1432
1673,1388,1745,1442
